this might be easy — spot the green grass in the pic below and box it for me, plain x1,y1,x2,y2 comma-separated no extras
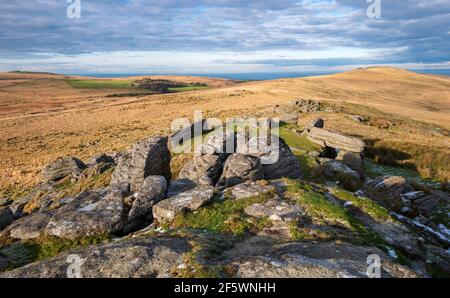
277,124,321,179
285,179,389,248
294,152,319,180
365,159,441,188
167,194,273,236
0,235,110,272
429,200,450,227
286,180,352,228
168,85,210,92
365,139,450,182
278,125,321,152
330,188,392,223
67,79,132,89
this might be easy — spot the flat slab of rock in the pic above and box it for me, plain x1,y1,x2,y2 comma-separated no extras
167,179,198,197
178,155,223,186
234,241,421,278
41,157,86,182
0,237,191,278
153,185,215,222
111,136,171,192
244,199,302,222
8,211,54,240
45,187,128,239
308,128,365,153
230,181,275,200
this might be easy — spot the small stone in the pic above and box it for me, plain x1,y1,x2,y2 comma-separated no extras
244,199,302,222
229,181,276,200
153,185,215,222
363,176,414,212
41,157,86,182
403,191,425,201
9,211,54,240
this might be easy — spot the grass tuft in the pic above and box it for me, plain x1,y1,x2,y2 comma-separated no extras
167,193,274,236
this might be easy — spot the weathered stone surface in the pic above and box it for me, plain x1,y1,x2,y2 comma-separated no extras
45,187,128,239
229,181,276,200
128,176,167,223
368,221,423,258
110,136,171,192
244,199,302,222
0,207,14,231
217,154,264,188
153,185,215,222
363,176,414,212
167,179,198,198
79,162,114,181
9,211,54,240
403,191,425,201
41,157,86,182
237,136,302,180
195,130,235,158
401,191,442,217
6,183,56,218
308,128,365,153
234,241,420,278
178,155,223,185
412,194,440,217
316,159,362,191
305,118,324,129
430,190,450,202
261,139,302,180
336,150,364,175
0,237,191,278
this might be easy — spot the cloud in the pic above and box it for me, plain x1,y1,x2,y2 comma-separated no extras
0,0,448,73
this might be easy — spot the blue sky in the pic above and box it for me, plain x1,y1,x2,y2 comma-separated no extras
0,0,449,74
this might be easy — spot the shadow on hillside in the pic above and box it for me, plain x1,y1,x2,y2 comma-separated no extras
363,139,418,172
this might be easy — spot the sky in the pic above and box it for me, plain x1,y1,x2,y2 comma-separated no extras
0,0,449,75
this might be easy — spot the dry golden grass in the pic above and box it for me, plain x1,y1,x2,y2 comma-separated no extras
0,67,449,197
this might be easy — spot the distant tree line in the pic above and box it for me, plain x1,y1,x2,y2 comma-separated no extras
132,79,207,93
